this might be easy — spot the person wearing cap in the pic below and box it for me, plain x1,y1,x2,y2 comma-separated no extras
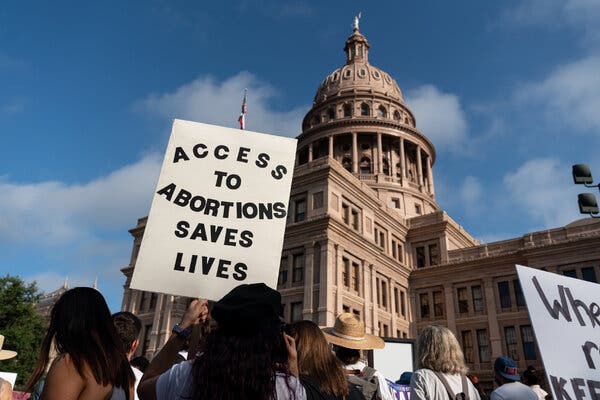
490,356,537,400
0,334,17,400
410,325,481,400
138,283,306,400
322,313,394,400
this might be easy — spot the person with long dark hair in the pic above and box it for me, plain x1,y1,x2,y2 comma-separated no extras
291,320,362,400
138,283,305,400
25,287,135,399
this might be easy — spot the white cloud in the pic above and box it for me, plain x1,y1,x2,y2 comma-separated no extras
459,176,483,213
136,71,308,137
503,158,580,228
506,0,600,43
515,56,600,132
0,153,161,245
406,85,468,151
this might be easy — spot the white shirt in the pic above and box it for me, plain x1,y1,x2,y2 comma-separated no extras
490,382,538,400
410,369,481,400
131,366,143,400
155,360,306,400
530,384,548,400
344,361,394,400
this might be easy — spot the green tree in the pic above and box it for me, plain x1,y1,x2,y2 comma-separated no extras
0,275,46,389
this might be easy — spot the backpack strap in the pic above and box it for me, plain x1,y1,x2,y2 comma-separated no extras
460,376,470,400
432,371,458,400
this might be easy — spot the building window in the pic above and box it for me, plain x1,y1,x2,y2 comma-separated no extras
393,111,401,121
360,103,370,116
521,325,537,360
278,257,288,286
415,204,422,215
359,156,371,174
381,280,388,309
142,323,152,355
498,281,511,309
582,267,597,283
391,198,401,209
400,291,406,317
394,288,399,315
377,105,387,118
374,224,387,249
420,293,430,318
504,326,519,360
343,104,352,118
352,209,359,230
352,308,361,319
476,329,490,363
513,279,526,307
291,302,303,322
292,253,304,283
428,244,439,266
328,107,335,120
342,200,361,232
382,324,389,337
342,156,352,171
433,290,444,317
416,246,426,269
457,287,469,314
342,203,349,224
352,262,360,292
342,258,350,288
294,198,306,222
461,331,474,363
312,192,323,209
472,285,484,312
149,293,157,310
563,269,577,278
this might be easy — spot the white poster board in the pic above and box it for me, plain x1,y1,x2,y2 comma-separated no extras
516,265,600,400
0,372,16,388
130,120,297,300
370,339,415,381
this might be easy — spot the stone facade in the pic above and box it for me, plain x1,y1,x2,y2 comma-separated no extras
119,26,600,392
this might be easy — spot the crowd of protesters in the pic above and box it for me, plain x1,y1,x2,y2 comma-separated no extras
0,284,549,400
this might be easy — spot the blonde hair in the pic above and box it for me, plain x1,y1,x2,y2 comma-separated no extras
417,325,468,375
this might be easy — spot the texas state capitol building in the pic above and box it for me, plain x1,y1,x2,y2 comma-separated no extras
120,25,600,389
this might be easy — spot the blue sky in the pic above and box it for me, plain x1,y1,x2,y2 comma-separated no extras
2,0,600,311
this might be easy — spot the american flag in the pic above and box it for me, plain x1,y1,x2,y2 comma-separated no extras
238,89,247,130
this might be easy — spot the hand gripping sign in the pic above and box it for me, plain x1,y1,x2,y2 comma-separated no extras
130,120,297,300
516,265,600,400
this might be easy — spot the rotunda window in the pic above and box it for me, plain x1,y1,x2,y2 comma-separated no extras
343,104,352,118
361,143,370,150
360,157,371,174
382,157,390,175
342,157,352,172
360,103,370,117
344,69,352,78
328,107,335,120
373,70,380,79
358,68,366,77
333,73,338,81
393,111,401,121
377,106,387,118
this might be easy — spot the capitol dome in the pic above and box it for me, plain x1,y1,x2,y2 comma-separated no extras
313,29,404,106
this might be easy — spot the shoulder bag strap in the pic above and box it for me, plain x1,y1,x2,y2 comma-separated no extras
461,375,471,400
432,371,456,400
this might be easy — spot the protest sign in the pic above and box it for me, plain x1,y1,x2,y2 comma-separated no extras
130,120,297,300
516,265,600,400
368,338,415,381
0,372,16,388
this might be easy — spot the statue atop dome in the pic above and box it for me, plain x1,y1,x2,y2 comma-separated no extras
353,12,361,31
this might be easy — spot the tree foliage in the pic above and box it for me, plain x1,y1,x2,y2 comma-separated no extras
0,275,46,388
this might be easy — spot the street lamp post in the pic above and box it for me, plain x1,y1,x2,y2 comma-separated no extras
572,164,599,218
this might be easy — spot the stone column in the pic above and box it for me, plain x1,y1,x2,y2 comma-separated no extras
377,133,383,174
443,283,457,333
362,260,371,331
427,156,435,196
336,244,345,313
308,142,313,162
352,132,358,173
400,138,406,184
390,280,397,335
417,145,424,188
329,135,334,158
149,294,165,356
303,244,315,319
484,278,502,358
158,295,174,346
318,241,336,326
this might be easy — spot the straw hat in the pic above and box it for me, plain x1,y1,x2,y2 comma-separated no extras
322,313,384,350
0,335,17,360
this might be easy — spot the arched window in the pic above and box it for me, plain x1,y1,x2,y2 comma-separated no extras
360,156,371,174
393,111,401,121
342,157,352,172
313,116,320,126
328,107,335,120
360,103,370,117
404,116,410,124
377,106,387,118
343,104,352,118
